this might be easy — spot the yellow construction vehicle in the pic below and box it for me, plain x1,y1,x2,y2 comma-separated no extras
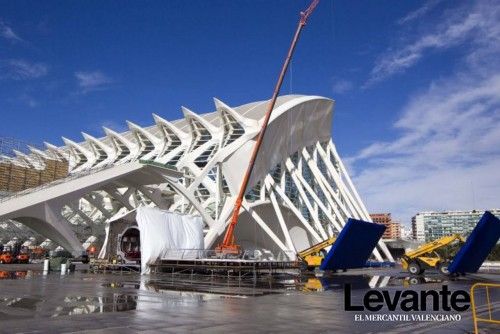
298,236,336,271
302,277,324,292
401,234,466,275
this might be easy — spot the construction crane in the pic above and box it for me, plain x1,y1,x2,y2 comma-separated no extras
401,234,466,275
298,236,336,271
215,0,321,256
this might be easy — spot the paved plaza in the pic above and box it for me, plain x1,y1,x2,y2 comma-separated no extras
0,264,498,333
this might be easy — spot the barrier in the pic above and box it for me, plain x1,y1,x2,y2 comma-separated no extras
470,282,500,333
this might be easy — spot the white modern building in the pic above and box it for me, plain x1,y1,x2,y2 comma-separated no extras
412,209,500,242
400,226,413,240
0,95,393,261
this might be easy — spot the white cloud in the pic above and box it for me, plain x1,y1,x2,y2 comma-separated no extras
332,79,353,94
75,71,113,93
350,0,500,224
0,59,48,80
366,0,498,86
351,73,500,224
0,20,23,42
397,0,442,25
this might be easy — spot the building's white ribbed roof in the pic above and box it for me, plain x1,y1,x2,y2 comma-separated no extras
69,94,307,150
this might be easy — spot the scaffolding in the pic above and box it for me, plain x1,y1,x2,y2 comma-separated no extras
0,135,68,193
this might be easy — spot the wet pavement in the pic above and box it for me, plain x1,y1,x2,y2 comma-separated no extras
0,264,498,333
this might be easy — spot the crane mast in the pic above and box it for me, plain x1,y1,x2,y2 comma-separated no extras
216,0,321,255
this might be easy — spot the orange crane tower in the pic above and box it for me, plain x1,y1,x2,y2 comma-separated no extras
216,0,321,255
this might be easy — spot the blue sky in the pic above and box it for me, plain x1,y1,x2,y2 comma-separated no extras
1,0,499,225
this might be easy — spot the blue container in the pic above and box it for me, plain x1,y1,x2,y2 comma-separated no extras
448,211,500,274
320,218,386,271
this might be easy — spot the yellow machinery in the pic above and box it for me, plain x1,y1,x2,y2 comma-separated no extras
298,236,336,271
401,234,465,275
302,278,324,292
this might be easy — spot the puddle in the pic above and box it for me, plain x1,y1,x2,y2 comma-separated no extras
142,273,427,295
2,297,42,310
297,273,462,292
144,273,302,297
52,294,137,317
145,281,274,297
386,276,446,287
144,272,435,295
0,271,33,280
299,275,371,292
102,282,141,289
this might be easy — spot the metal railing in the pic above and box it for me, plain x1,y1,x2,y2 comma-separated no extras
470,282,500,333
158,249,297,262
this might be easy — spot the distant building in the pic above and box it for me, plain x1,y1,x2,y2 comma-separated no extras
370,213,402,239
411,210,500,242
412,215,426,242
401,226,413,240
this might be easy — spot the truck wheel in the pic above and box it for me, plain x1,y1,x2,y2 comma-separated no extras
409,277,424,285
438,262,450,276
408,261,422,275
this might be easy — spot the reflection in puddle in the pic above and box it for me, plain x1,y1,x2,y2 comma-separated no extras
52,294,137,317
102,282,140,289
144,274,301,297
300,275,371,292
0,271,33,280
298,274,456,292
142,273,400,295
145,280,277,297
144,273,444,295
0,271,467,319
389,276,446,287
2,297,42,310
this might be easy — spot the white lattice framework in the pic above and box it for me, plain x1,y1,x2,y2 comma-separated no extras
0,95,393,261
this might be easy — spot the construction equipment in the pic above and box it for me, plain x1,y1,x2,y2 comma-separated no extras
29,246,48,260
86,244,99,259
216,0,321,256
401,234,465,275
298,236,336,270
15,246,30,264
302,277,324,292
0,246,13,264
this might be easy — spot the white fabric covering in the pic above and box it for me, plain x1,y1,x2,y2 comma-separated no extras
136,206,204,274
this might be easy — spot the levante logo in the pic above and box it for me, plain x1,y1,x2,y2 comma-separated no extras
344,284,470,312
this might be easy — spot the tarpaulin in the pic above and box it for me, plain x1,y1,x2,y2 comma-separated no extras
320,218,385,271
136,206,204,274
448,211,500,274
